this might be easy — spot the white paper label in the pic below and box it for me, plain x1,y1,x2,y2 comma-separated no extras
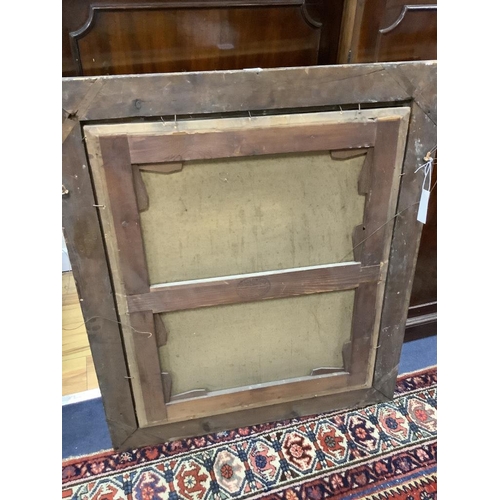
417,188,430,224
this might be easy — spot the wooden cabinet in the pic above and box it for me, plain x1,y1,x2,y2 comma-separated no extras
62,0,344,77
338,0,437,63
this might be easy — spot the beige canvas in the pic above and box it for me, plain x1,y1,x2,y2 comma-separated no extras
140,152,365,284
159,290,354,395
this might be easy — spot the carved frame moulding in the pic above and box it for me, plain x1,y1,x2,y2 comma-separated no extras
62,61,436,449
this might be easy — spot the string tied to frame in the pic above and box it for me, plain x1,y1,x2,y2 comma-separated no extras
414,149,435,224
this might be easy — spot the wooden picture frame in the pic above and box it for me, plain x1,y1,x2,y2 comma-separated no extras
62,61,436,450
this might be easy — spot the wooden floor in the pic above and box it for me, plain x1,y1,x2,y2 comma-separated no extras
62,271,99,396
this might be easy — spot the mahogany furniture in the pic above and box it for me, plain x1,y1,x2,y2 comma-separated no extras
62,0,344,77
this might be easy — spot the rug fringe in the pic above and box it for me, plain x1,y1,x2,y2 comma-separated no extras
63,447,114,465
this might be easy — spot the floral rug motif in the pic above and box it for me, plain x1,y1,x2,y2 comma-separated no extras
62,367,437,500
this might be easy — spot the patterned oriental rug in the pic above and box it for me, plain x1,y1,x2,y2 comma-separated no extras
62,367,437,500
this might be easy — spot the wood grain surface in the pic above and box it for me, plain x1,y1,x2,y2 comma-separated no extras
127,263,381,313
128,121,377,164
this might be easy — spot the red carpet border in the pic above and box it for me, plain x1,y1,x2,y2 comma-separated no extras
62,367,437,499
